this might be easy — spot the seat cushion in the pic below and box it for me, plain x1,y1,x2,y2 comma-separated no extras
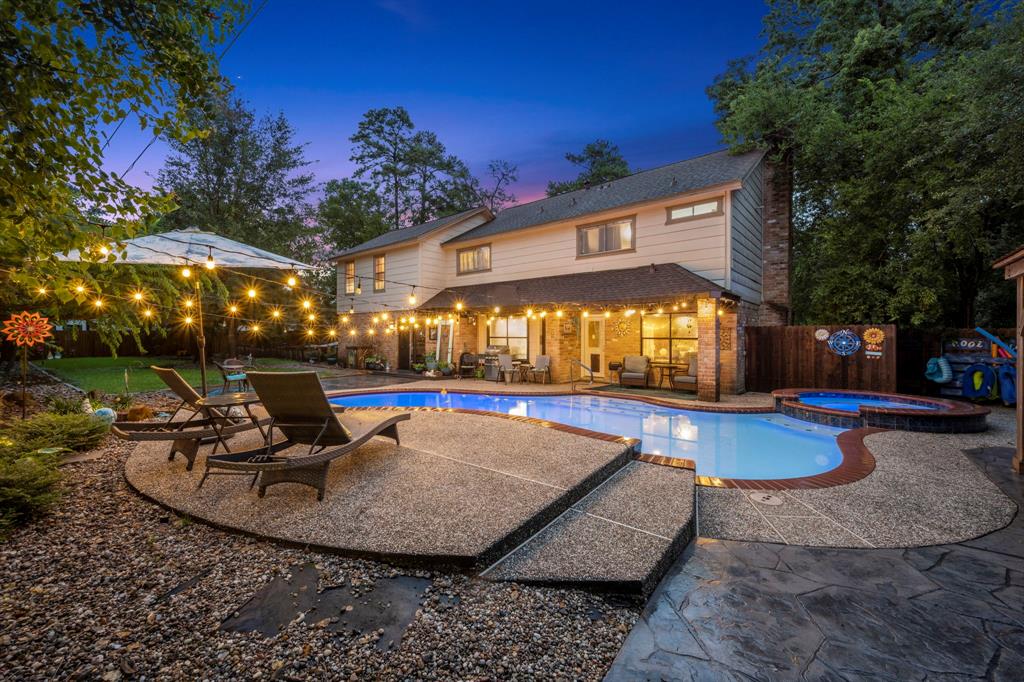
226,373,247,381
621,372,646,381
672,375,697,385
623,356,649,373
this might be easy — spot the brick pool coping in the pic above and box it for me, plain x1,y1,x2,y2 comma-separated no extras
326,387,877,491
771,388,990,433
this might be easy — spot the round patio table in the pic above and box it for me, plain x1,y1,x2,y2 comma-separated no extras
193,392,266,452
654,364,683,388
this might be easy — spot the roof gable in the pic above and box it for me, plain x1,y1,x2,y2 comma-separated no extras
329,206,491,260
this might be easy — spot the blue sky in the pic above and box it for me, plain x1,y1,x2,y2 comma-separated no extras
104,1,767,202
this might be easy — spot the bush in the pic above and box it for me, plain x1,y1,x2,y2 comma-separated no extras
0,438,62,538
5,413,110,452
47,395,86,415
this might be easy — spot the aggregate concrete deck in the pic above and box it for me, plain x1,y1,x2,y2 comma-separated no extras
124,410,631,569
607,444,1024,681
699,406,1018,547
484,462,696,595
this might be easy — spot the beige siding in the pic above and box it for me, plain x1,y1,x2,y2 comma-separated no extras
340,244,420,314
443,193,729,289
728,158,764,303
418,214,490,294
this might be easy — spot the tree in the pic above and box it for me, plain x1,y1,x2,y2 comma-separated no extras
0,0,245,350
708,0,1024,328
315,180,389,252
156,96,316,257
349,107,416,230
546,140,632,196
477,160,518,212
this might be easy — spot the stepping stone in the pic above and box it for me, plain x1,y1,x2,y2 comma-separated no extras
483,462,695,595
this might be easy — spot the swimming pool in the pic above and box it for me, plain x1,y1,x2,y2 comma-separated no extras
328,391,845,481
796,393,938,413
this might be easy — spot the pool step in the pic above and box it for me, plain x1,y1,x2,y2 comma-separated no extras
481,461,695,596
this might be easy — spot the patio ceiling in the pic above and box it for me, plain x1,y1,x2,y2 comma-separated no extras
419,263,733,310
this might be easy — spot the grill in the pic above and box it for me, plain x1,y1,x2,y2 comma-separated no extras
483,345,509,381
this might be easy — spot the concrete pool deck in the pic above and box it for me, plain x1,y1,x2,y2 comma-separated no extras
698,406,1018,548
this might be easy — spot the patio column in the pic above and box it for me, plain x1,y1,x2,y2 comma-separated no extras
696,297,720,402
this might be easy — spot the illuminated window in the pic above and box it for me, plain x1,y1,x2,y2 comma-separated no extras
666,198,723,224
344,261,355,294
373,255,385,292
457,244,491,274
641,314,698,364
487,316,528,358
577,217,635,257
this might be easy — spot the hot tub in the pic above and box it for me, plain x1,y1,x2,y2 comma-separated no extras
771,389,989,433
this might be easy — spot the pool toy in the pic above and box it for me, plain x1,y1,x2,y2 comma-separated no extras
975,327,1017,359
925,357,953,383
997,365,1017,406
961,363,997,400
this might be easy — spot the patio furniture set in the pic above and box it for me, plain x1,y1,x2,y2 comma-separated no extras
113,366,409,501
456,352,552,384
611,351,698,392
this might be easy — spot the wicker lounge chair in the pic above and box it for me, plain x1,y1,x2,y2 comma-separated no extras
619,355,652,388
669,351,698,392
111,366,267,470
201,371,409,500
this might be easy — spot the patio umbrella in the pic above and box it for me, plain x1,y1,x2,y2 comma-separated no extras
59,227,313,395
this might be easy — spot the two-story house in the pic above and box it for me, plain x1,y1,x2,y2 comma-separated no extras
331,148,791,401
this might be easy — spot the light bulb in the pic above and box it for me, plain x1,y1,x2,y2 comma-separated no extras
247,288,257,299
302,299,312,309
271,309,282,319
251,323,261,334
132,291,144,302
306,328,315,337
229,305,239,314
348,329,356,336
526,308,533,317
184,299,194,308
205,255,216,270
75,285,85,294
582,311,589,318
328,329,337,337
37,287,47,295
555,310,563,318
455,302,464,311
180,267,191,279
604,311,611,318
494,306,500,314
307,313,316,321
286,275,298,287
93,299,103,308
143,309,153,318
184,316,194,325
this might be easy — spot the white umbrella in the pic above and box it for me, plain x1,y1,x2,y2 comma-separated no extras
59,227,313,395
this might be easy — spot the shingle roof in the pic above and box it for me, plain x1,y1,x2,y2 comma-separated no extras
329,207,490,260
443,149,764,245
418,263,731,309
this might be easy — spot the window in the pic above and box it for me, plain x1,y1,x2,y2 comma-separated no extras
641,313,698,364
457,244,491,274
666,198,723,224
344,261,355,294
373,255,385,292
487,316,529,358
576,216,635,257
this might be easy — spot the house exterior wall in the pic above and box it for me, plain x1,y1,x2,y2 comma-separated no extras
418,214,491,294
760,156,793,325
441,189,733,290
337,243,419,314
729,160,764,303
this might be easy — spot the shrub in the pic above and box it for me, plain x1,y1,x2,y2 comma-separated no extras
47,395,86,415
0,439,62,538
5,413,110,452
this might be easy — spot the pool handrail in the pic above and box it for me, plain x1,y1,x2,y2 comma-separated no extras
570,358,595,391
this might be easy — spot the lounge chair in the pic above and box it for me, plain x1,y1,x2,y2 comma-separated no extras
619,355,651,388
669,351,698,392
111,366,267,470
495,354,517,384
528,355,551,384
201,371,409,500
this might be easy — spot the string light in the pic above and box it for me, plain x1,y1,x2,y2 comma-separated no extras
582,310,589,318
183,315,194,325
75,284,86,294
555,310,564,318
143,309,154,318
372,315,379,324
539,311,547,318
408,287,417,305
604,311,611,318
455,302,464,311
271,308,282,319
247,288,257,300
624,309,636,317
93,298,104,308
494,306,500,314
228,304,239,314
307,313,316,322
327,328,337,338
525,308,533,317
306,328,315,337
98,244,110,256
381,312,389,320
36,287,47,296
286,275,298,288
132,291,144,302
657,307,664,314
348,329,356,336
204,248,216,270
301,299,312,310
180,266,191,279
183,298,194,309
341,315,349,324
368,328,376,335
250,323,261,334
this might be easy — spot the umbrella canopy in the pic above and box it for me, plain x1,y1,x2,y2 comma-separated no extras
60,227,312,270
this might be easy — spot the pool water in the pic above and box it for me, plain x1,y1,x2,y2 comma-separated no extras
797,394,937,413
329,392,845,481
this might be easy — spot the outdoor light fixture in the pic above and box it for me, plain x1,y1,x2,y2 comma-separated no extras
372,315,379,324
132,291,144,302
251,323,261,334
555,310,564,318
180,266,191,279
307,313,316,321
455,302,464,311
93,299,103,308
36,287,47,295
143,309,153,318
348,300,355,315
247,288,257,299
368,328,376,335
341,315,349,324
582,311,589,318
328,329,337,337
604,311,611,318
657,307,664,314
205,251,216,270
525,308,533,316
539,311,547,318
306,328,315,337
75,285,85,294
184,299,194,308
271,308,282,319
286,275,298,288
229,304,239,314
183,315,194,325
408,287,417,305
494,306,500,314
98,244,110,256
355,278,362,295
348,329,356,336
381,312,389,320
302,299,312,309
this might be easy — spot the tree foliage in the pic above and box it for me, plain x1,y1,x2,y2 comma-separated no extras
708,0,1024,328
156,96,316,257
546,140,632,196
0,0,245,349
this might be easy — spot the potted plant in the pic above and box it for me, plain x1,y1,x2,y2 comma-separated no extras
439,361,453,376
412,362,426,373
425,353,438,372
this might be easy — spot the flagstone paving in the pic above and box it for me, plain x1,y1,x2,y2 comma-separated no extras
607,445,1024,680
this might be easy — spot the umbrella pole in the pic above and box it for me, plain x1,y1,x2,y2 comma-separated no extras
195,280,208,396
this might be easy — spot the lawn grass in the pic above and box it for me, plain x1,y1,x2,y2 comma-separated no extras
37,356,335,394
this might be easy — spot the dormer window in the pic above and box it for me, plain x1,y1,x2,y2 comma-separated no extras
576,216,635,257
457,244,491,274
666,198,723,224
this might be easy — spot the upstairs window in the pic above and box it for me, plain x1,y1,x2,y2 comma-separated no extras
666,198,723,224
457,244,491,274
373,255,385,292
344,261,355,294
577,216,635,257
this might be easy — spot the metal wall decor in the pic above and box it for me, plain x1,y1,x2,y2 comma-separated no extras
827,329,861,356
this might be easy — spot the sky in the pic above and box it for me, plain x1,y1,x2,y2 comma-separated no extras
102,1,767,204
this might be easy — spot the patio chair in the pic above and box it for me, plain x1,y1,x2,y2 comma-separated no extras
215,360,249,393
201,371,410,500
111,366,267,470
619,355,651,388
669,352,698,392
528,355,551,384
457,352,478,379
495,354,518,384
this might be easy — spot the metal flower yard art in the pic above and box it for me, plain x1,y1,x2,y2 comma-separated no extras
2,311,52,419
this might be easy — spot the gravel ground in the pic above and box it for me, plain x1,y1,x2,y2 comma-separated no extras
0,438,637,680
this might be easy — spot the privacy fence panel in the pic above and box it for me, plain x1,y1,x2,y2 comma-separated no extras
745,324,897,393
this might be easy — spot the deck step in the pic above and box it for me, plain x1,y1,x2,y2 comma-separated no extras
482,461,695,596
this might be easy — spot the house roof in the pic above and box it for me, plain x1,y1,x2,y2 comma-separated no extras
418,263,732,309
442,148,765,245
329,206,491,260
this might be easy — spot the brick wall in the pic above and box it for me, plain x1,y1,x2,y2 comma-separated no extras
696,298,721,401
761,154,793,326
544,315,582,383
341,312,395,368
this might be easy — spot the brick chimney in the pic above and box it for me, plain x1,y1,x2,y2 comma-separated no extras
760,153,793,325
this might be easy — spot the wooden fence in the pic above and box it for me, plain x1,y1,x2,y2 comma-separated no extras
745,324,898,393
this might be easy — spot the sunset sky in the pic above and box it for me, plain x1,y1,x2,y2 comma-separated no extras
103,1,767,203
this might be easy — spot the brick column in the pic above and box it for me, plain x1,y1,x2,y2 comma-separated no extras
697,298,720,402
761,154,793,326
545,314,581,383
